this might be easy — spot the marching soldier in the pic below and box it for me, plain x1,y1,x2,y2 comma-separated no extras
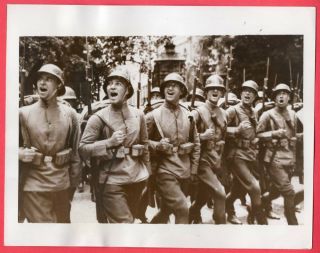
257,83,302,225
187,88,206,103
225,80,268,225
19,64,82,223
79,66,151,223
146,72,200,224
189,74,227,224
151,87,162,102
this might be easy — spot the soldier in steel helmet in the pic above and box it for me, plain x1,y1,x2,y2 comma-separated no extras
146,72,200,224
19,63,82,223
60,86,79,110
225,80,268,225
187,88,206,103
79,65,151,223
257,83,302,225
151,87,162,102
188,74,227,224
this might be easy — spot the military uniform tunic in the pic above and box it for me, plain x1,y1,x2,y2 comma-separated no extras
146,102,200,224
226,102,258,161
257,107,300,225
79,104,150,185
79,103,150,223
19,99,82,222
192,101,227,189
19,100,81,191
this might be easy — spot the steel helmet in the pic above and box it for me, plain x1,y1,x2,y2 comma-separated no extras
205,74,225,91
272,83,291,94
61,86,77,100
103,66,134,99
37,64,65,96
241,80,259,93
187,88,205,102
151,87,160,94
160,72,188,98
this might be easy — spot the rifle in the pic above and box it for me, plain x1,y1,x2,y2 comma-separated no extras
19,69,27,106
190,42,204,109
144,36,153,114
288,59,294,106
225,46,233,108
263,57,270,112
85,37,92,116
137,63,142,109
274,73,278,87
294,73,300,103
243,68,246,83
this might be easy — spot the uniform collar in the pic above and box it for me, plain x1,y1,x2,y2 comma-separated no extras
110,101,129,112
205,100,218,111
38,97,58,108
164,100,180,111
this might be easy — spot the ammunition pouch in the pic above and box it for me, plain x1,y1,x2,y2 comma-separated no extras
178,142,194,155
31,148,72,166
159,142,195,155
115,144,145,159
235,138,259,150
266,138,295,150
205,140,225,152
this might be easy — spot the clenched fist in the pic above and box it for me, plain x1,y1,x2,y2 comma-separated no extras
19,147,36,163
200,128,215,141
272,129,287,138
109,130,126,147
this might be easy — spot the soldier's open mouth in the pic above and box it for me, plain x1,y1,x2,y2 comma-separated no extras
39,87,47,92
279,99,284,103
167,91,174,95
110,92,118,97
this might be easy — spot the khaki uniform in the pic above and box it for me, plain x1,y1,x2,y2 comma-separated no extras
19,100,82,223
79,103,150,223
257,107,300,225
146,102,200,224
189,101,227,224
225,102,266,224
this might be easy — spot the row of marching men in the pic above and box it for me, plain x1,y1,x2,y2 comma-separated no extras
18,63,303,224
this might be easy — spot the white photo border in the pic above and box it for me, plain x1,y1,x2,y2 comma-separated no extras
5,5,315,249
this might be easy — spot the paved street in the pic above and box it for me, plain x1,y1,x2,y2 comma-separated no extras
71,176,304,225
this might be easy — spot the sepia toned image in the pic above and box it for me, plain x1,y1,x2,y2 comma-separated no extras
5,5,315,249
18,35,304,225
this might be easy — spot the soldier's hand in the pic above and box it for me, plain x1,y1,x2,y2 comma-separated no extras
109,130,126,147
19,147,36,163
156,139,173,152
237,120,252,134
272,129,287,138
200,128,215,141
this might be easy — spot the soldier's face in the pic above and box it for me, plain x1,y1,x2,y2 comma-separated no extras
164,82,182,103
207,88,224,104
241,88,256,106
151,93,161,101
37,73,60,101
275,91,290,108
107,78,128,105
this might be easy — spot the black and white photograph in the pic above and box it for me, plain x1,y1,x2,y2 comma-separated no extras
5,5,315,249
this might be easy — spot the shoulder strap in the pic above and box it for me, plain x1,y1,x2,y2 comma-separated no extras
95,108,115,132
194,106,210,129
152,108,165,139
19,109,31,148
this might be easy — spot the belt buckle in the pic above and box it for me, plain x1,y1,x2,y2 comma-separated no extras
124,147,130,155
44,156,53,163
172,146,178,153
